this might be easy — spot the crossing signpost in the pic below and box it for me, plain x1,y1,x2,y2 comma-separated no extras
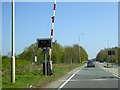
108,50,115,55
37,0,56,76
37,38,51,76
108,50,115,67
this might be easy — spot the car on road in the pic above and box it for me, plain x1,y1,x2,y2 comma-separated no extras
87,60,95,67
99,59,104,63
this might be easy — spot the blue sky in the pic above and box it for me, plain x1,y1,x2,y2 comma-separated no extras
2,2,118,59
0,2,1,54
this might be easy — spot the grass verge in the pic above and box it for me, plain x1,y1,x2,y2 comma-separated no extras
2,59,82,88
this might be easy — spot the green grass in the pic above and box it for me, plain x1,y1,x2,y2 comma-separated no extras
2,59,82,88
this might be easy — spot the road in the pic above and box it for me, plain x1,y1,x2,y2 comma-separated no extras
44,62,119,90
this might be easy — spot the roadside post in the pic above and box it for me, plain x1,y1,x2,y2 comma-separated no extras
108,50,115,67
108,50,111,67
111,50,115,66
37,38,52,76
34,55,37,63
43,49,48,76
11,0,15,83
32,50,35,63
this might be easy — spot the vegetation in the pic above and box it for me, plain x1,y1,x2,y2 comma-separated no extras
2,42,88,88
2,58,82,88
18,42,88,64
96,47,120,64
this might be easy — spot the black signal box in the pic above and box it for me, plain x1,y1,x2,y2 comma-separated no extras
37,38,52,48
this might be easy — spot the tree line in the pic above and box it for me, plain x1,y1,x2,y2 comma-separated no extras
18,42,88,64
96,47,120,64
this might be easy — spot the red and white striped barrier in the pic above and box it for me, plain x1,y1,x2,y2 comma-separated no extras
49,0,56,71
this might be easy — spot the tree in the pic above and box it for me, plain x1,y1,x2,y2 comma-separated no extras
96,47,119,63
18,42,88,64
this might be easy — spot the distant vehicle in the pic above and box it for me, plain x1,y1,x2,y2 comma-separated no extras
87,60,95,67
99,59,104,63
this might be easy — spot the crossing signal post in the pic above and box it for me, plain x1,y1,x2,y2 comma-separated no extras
108,50,115,67
108,50,115,55
43,49,48,76
37,38,52,76
37,0,56,76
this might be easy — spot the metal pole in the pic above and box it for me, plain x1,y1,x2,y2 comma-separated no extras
11,0,15,83
78,35,81,64
45,52,47,76
111,53,113,67
107,41,109,67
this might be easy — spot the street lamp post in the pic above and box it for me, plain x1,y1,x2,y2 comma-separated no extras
78,33,84,64
107,40,109,67
78,35,81,64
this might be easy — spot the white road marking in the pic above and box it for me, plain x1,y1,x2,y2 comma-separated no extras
113,74,120,79
57,70,79,90
57,63,118,90
57,64,87,90
60,78,117,82
96,62,119,79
